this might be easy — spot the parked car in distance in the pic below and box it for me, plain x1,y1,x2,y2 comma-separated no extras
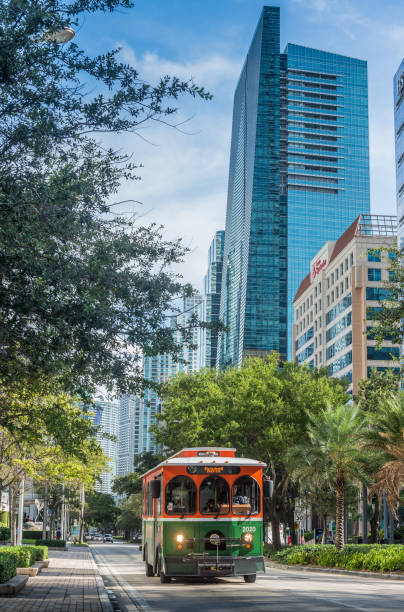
103,534,114,543
92,533,103,542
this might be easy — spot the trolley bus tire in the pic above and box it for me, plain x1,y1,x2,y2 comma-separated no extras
145,562,154,577
158,554,171,584
244,574,256,583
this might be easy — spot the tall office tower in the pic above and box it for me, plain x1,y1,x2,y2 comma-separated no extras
199,231,225,368
117,395,142,476
218,6,370,366
93,395,119,495
394,59,404,250
131,295,203,455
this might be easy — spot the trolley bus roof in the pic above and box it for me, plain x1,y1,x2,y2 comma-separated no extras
142,454,267,478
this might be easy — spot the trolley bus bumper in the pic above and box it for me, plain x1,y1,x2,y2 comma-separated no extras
163,555,265,577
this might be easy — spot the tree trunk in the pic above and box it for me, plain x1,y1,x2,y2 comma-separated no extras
361,484,368,543
271,512,282,550
321,514,328,544
335,478,344,550
16,476,25,545
60,484,65,540
42,482,48,540
9,485,17,546
370,500,379,543
79,482,85,544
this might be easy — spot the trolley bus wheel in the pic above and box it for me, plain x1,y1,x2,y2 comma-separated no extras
158,554,171,584
145,561,154,577
244,574,256,583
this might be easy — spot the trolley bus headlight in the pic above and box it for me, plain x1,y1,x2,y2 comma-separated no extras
176,533,184,543
242,533,253,544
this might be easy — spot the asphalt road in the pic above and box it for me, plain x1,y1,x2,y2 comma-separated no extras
90,542,404,612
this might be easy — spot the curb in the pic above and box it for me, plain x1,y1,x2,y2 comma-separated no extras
89,548,114,612
266,560,404,580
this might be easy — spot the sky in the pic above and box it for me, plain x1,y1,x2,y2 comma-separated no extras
77,0,404,290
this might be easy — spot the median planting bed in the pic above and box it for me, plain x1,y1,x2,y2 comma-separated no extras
268,544,404,573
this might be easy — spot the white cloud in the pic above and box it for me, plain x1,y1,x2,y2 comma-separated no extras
101,45,239,288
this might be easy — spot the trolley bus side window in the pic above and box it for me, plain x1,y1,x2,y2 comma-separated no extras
231,475,261,515
145,481,153,516
165,475,196,515
199,476,230,515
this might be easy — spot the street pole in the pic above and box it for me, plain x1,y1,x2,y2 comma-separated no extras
42,482,48,540
389,509,394,544
383,492,388,542
60,483,65,540
362,484,368,543
16,476,25,545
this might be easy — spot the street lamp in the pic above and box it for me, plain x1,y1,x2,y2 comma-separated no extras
44,27,75,44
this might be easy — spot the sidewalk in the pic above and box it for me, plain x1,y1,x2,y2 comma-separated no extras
1,546,112,611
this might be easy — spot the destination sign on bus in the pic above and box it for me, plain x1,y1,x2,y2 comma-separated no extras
187,465,241,475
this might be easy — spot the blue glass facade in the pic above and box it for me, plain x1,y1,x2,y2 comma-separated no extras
394,58,404,249
200,231,225,368
218,7,370,366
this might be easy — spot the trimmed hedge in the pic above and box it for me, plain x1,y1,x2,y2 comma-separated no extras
0,545,36,568
35,539,65,547
22,530,44,540
0,550,19,583
0,525,10,541
269,544,404,573
34,545,48,561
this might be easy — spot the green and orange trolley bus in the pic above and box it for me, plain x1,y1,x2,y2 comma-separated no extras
141,447,272,583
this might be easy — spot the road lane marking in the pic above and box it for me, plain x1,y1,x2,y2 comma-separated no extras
92,547,154,612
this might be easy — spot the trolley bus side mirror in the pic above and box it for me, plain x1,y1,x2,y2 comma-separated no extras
150,479,161,499
263,479,273,499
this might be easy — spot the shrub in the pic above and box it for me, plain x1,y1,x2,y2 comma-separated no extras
0,550,19,583
269,544,404,573
0,525,10,541
22,530,43,540
0,546,35,568
33,546,48,561
35,539,66,547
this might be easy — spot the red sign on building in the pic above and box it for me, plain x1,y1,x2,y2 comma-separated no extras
312,258,327,278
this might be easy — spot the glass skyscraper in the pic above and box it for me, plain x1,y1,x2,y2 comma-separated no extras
394,58,404,250
199,230,225,368
218,6,370,365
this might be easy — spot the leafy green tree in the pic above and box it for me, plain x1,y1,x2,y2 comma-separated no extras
85,492,119,531
291,403,369,549
367,246,403,348
0,0,211,400
154,356,349,548
112,451,165,496
116,492,142,538
363,394,404,518
354,368,399,413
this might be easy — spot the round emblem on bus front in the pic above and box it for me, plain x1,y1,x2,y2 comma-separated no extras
209,533,221,546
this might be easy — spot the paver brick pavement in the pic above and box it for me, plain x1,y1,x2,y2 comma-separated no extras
1,547,110,612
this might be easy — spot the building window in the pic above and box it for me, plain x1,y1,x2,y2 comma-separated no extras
336,287,339,299
326,312,352,343
368,268,382,282
319,282,322,293
350,253,353,266
326,294,352,325
367,346,400,361
340,263,343,275
366,287,393,301
331,273,334,284
296,327,314,350
297,343,314,363
327,278,330,289
368,249,381,262
336,269,339,281
328,351,352,376
310,295,313,306
345,277,349,290
345,258,348,271
326,331,352,360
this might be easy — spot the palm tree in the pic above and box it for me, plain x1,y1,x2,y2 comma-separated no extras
363,394,404,518
289,403,368,550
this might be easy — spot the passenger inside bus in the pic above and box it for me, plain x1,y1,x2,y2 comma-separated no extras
231,476,260,515
165,476,196,514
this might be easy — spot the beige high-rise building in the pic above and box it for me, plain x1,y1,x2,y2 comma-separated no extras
293,215,399,393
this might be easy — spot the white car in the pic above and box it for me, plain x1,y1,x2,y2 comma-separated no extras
92,533,103,542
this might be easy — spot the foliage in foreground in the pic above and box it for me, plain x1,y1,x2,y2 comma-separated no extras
0,549,19,583
269,544,404,572
36,539,66,547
